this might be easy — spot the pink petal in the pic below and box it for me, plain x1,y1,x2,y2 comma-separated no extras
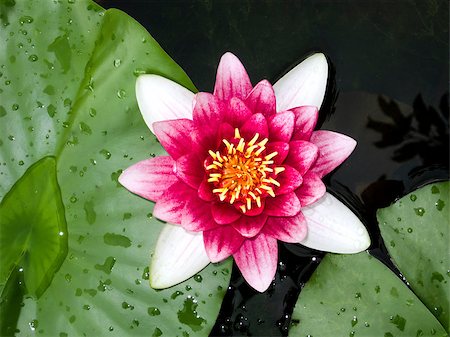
264,192,301,217
240,113,269,140
214,52,252,101
233,233,278,292
203,226,245,262
266,142,289,164
275,165,303,195
263,211,308,243
153,119,196,160
291,106,319,141
244,80,276,117
193,92,223,127
174,153,204,189
217,122,235,143
211,202,242,224
118,156,177,201
267,111,295,142
309,130,357,178
198,178,215,202
182,196,219,231
284,140,319,175
153,182,195,223
231,213,268,238
295,172,326,206
224,97,253,127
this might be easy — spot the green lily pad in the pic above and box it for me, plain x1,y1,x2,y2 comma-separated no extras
378,181,449,331
0,1,231,336
0,156,67,298
290,253,446,337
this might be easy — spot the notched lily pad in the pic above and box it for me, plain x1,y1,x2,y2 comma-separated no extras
378,181,449,331
290,253,447,337
0,156,68,298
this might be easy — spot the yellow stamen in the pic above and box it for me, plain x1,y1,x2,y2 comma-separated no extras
274,167,285,175
234,128,241,139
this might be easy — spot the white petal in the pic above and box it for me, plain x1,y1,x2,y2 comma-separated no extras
300,192,370,253
273,53,328,111
150,224,210,289
136,74,195,133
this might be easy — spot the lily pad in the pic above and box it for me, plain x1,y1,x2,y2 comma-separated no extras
378,181,449,330
0,1,231,336
290,253,447,337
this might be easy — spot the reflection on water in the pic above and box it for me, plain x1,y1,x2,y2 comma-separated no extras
100,1,448,336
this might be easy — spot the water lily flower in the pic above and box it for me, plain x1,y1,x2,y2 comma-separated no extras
119,52,370,292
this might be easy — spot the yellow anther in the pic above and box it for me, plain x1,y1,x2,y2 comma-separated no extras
230,194,236,204
247,133,260,147
208,177,219,183
274,167,285,175
209,173,222,178
258,138,269,147
248,191,257,200
208,150,217,159
213,161,223,167
234,128,241,139
246,198,252,210
239,205,247,213
254,146,266,156
255,196,261,208
206,164,218,170
236,138,245,152
265,151,278,160
268,177,281,187
267,189,275,197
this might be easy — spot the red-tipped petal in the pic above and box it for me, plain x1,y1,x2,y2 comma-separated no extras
232,213,268,238
233,233,278,292
118,156,177,202
240,113,269,140
153,119,196,160
193,92,223,127
291,106,319,141
264,192,301,217
198,178,215,202
224,97,253,127
244,80,276,117
309,130,357,178
203,226,245,262
267,111,295,142
295,172,326,206
174,153,204,189
275,165,303,195
211,202,242,224
182,196,219,231
214,52,252,101
153,182,195,223
285,140,319,175
263,211,308,243
266,142,289,164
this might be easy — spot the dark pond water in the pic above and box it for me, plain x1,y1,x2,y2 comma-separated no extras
99,1,449,336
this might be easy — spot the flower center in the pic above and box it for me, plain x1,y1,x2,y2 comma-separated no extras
205,128,285,213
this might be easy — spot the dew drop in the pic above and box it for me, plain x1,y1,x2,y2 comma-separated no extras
414,207,425,216
351,316,358,327
12,103,19,110
89,107,97,117
28,54,38,62
407,228,413,233
18,160,24,166
148,307,161,316
19,16,34,24
117,89,126,99
410,194,417,201
113,59,121,67
194,274,203,283
435,199,445,211
100,149,111,159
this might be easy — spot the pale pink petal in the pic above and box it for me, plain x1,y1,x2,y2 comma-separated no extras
182,196,219,231
295,172,326,206
264,192,301,217
203,226,245,262
153,119,196,160
284,140,319,175
244,80,276,117
214,52,252,101
291,106,319,141
198,178,215,201
153,182,195,223
240,113,269,140
224,97,253,127
301,192,370,253
150,224,210,288
118,156,177,201
267,111,295,142
136,75,194,134
309,130,357,178
174,153,203,189
263,212,307,243
266,142,289,164
231,213,268,238
273,53,328,111
233,233,278,292
275,165,303,195
211,202,242,224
